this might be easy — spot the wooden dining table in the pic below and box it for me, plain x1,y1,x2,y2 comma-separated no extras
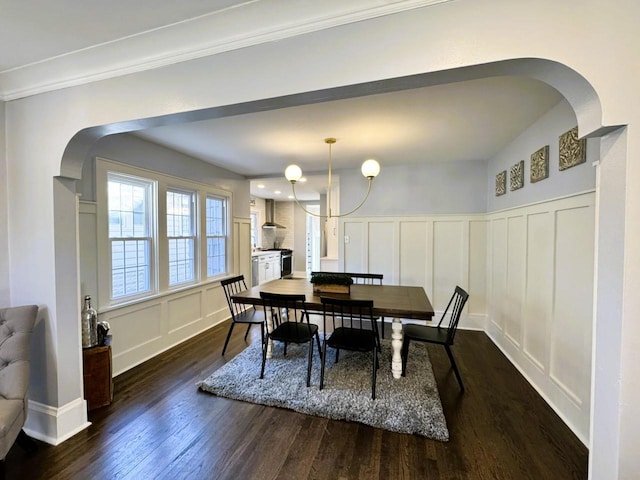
231,277,435,379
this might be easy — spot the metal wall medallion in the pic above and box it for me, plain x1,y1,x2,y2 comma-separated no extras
510,160,524,191
495,170,506,196
559,126,586,170
530,145,549,183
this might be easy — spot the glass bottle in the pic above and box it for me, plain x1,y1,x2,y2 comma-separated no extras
81,295,98,348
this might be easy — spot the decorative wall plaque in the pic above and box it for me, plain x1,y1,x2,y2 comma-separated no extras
510,160,524,191
559,126,586,170
495,171,506,196
530,145,549,183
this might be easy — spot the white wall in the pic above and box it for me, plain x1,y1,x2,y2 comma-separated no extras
486,192,595,444
340,213,488,331
0,100,8,305
338,191,594,444
483,97,597,445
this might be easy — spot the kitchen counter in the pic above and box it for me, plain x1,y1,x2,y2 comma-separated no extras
252,250,281,257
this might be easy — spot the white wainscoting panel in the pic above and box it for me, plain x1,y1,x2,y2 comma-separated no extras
343,221,365,273
489,218,507,332
523,212,554,371
505,216,525,348
433,221,465,311
341,192,594,445
550,206,595,407
338,214,486,330
97,216,248,376
367,221,394,281
167,290,203,333
399,220,429,289
236,219,252,283
468,220,487,318
486,192,595,445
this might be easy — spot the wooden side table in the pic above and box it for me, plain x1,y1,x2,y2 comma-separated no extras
82,345,113,411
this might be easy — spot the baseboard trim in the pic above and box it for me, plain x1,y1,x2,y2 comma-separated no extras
24,397,90,446
485,329,590,448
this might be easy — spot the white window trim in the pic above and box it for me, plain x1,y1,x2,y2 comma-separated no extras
204,195,226,278
96,157,233,310
166,187,198,288
108,170,158,303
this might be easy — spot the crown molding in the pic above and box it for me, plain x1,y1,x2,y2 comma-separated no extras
0,0,452,102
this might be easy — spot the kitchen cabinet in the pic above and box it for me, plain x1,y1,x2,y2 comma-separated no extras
257,252,280,284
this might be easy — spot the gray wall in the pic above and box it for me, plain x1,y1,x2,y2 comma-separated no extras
338,158,488,217
82,133,250,219
487,99,597,212
338,99,597,218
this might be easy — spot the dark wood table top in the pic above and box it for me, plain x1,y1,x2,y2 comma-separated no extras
231,277,434,320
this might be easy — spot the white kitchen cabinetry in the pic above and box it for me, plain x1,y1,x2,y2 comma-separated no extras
257,253,281,284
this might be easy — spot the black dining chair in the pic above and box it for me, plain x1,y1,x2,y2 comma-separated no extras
260,292,321,387
345,272,386,340
320,297,380,399
401,286,469,391
220,275,264,356
311,271,385,341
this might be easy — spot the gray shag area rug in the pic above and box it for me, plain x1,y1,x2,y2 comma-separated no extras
197,339,449,441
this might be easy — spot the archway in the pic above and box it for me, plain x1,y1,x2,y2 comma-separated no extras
52,58,622,476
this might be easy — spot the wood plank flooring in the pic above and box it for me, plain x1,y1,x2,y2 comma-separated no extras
5,321,588,479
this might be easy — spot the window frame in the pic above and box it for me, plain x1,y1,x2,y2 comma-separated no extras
250,210,259,249
205,195,228,278
96,158,232,310
166,188,198,288
105,171,156,303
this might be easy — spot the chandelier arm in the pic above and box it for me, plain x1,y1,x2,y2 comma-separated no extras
289,182,322,218
333,177,374,218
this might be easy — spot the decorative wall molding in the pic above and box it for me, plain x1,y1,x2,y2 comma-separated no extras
96,217,249,376
340,213,488,329
340,190,594,446
0,0,452,101
485,191,595,446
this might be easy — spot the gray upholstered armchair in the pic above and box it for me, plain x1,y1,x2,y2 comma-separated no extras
0,305,38,471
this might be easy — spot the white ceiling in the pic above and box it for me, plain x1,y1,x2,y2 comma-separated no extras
0,0,249,71
134,76,562,200
2,0,564,201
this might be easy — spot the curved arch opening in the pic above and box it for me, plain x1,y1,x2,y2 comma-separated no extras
51,57,622,471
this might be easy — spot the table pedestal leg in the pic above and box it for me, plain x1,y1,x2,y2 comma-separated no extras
391,318,403,379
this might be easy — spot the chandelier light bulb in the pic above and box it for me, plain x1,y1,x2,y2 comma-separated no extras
361,158,381,179
285,164,303,183
283,137,381,219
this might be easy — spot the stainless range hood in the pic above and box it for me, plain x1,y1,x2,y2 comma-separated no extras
262,199,286,229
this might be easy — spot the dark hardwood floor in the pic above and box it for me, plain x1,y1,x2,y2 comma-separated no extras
6,321,588,479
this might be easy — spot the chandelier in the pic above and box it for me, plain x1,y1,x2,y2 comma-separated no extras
284,138,381,218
